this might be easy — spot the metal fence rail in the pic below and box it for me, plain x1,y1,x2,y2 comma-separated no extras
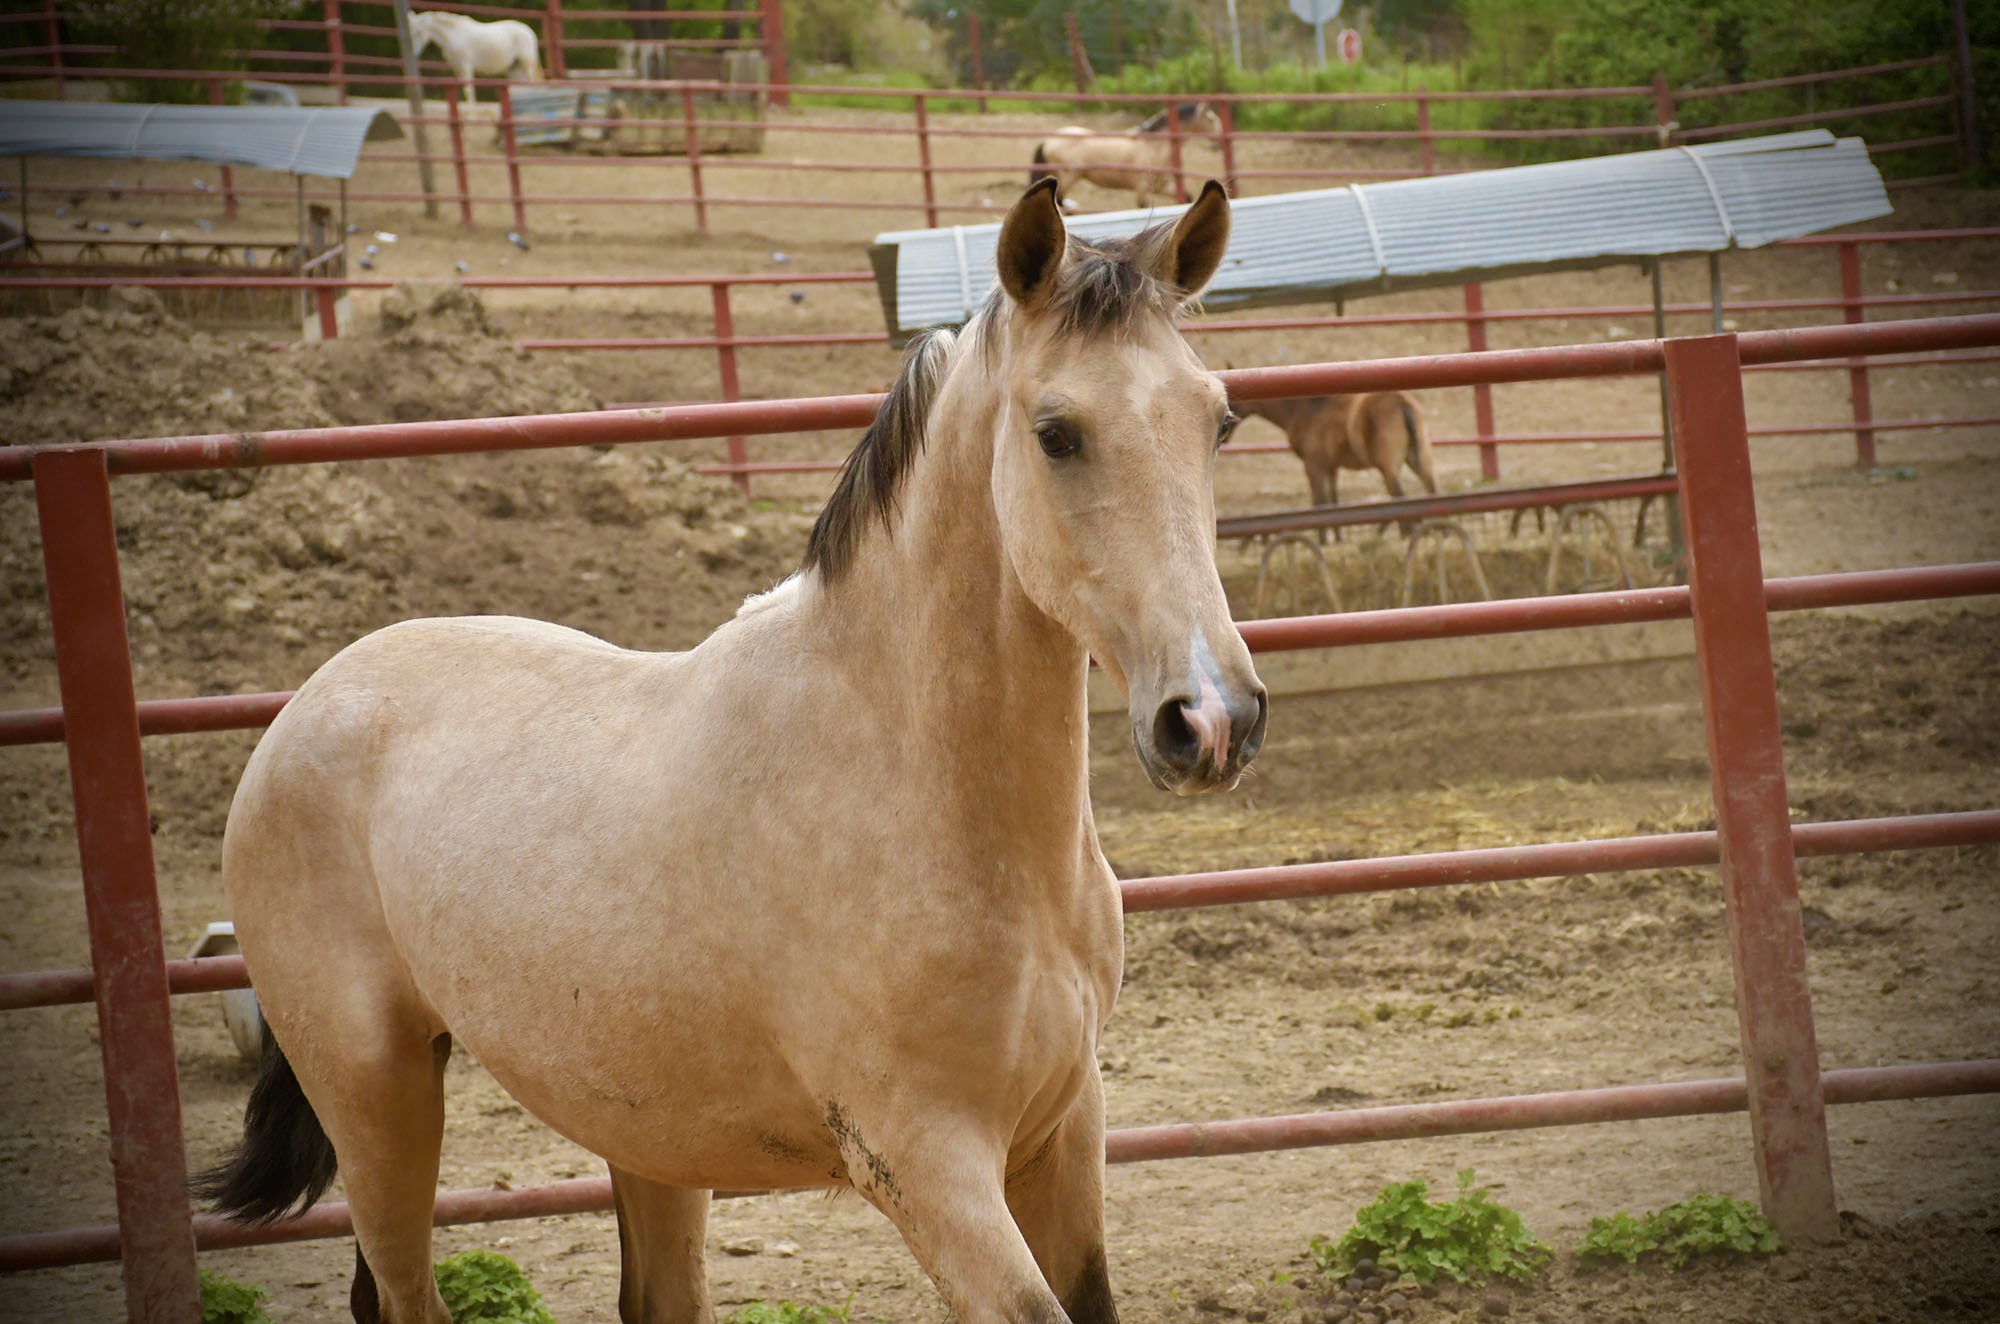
1,312,1996,1320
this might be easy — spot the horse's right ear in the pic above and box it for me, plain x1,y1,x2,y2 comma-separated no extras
996,178,1067,307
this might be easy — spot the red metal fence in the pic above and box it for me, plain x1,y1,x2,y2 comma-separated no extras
7,230,1996,486
0,52,1965,231
1,315,1997,1321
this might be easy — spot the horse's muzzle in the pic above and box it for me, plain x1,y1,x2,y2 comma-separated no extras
1139,678,1268,795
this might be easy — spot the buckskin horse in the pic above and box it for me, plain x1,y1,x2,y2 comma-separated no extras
198,178,1266,1324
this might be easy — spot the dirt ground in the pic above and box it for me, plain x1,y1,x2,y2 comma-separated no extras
2,112,1999,1323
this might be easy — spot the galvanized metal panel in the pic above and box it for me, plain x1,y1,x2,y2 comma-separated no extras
874,130,1891,338
0,103,402,179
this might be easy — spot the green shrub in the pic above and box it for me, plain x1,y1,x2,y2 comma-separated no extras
1579,1194,1781,1268
724,1300,854,1324
433,1250,557,1324
198,1268,273,1324
1311,1169,1551,1285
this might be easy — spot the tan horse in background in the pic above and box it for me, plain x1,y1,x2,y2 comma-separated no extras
197,179,1265,1324
1031,102,1224,208
1238,390,1440,513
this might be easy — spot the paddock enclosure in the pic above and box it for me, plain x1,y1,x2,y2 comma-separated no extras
3,35,2000,1321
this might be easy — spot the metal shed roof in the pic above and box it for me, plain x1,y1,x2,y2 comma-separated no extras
871,131,1891,340
0,102,402,179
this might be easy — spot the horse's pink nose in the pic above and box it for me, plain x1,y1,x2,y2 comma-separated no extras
1150,678,1267,781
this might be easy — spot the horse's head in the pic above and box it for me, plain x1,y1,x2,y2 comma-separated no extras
983,178,1266,794
1187,102,1225,144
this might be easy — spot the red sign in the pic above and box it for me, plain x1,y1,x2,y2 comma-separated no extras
1337,27,1362,62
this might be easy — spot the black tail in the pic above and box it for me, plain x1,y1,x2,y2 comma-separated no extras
1030,144,1053,187
1399,399,1422,474
191,1029,338,1224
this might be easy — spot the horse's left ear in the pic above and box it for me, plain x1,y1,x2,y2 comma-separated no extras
1161,180,1231,302
996,178,1068,308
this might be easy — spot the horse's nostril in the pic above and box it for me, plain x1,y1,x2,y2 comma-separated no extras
1151,699,1202,774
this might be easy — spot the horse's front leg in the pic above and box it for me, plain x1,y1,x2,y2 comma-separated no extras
1006,1067,1118,1324
610,1168,713,1324
837,1109,1072,1323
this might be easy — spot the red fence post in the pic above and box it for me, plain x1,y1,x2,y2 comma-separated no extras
32,448,203,1324
1838,242,1877,467
42,0,63,92
323,0,347,104
446,92,474,228
758,0,789,108
710,282,750,496
1416,87,1434,174
681,84,708,235
1166,94,1189,204
544,0,567,80
1218,98,1237,195
1462,281,1500,480
209,79,239,220
968,11,988,113
1653,71,1677,145
496,82,527,234
315,285,340,339
1667,333,1840,1248
914,92,939,228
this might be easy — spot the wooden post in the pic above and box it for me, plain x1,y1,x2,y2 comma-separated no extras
1839,242,1877,468
759,0,789,108
34,449,204,1324
393,0,442,220
915,92,939,227
1950,0,1980,173
208,79,239,220
323,0,347,104
1217,98,1237,195
1462,282,1499,481
497,82,527,233
42,0,63,92
1065,11,1097,98
446,92,474,227
711,283,750,495
968,11,987,113
1165,95,1188,204
682,84,708,235
544,0,567,79
1669,333,1840,1248
1416,87,1434,174
1653,71,1676,146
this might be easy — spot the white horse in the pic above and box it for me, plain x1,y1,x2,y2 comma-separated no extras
196,179,1266,1324
407,9,541,105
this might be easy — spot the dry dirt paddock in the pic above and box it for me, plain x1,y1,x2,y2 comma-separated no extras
2,112,1999,1323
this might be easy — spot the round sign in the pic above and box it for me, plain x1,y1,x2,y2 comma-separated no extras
1337,27,1362,62
1286,0,1341,27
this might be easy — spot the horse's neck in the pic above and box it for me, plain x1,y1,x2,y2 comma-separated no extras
802,364,1091,812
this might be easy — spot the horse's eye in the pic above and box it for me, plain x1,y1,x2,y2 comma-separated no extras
1216,411,1242,448
1037,422,1079,459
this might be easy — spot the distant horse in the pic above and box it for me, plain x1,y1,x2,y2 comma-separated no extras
197,179,1266,1324
1239,390,1440,520
1032,102,1224,208
407,9,540,104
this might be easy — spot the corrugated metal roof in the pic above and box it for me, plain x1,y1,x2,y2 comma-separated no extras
872,130,1891,340
0,102,403,179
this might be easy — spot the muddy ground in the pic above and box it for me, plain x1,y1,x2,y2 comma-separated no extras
2,112,1998,1323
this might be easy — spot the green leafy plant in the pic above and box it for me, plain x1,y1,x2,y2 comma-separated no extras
433,1250,557,1324
1310,1169,1551,1285
1579,1194,1781,1268
198,1268,273,1324
724,1299,854,1324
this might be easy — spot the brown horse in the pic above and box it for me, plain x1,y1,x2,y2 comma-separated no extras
1238,391,1440,513
196,179,1264,1324
1031,102,1224,209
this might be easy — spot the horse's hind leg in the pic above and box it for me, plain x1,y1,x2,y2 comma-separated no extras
1006,1072,1118,1323
610,1168,713,1324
